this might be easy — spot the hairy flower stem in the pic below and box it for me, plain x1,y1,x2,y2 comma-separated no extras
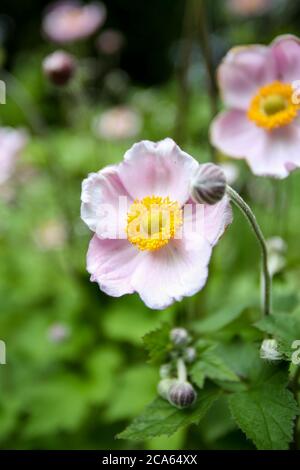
177,358,187,383
226,185,272,317
174,0,194,145
195,0,218,162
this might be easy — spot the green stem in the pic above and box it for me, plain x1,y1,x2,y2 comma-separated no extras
174,0,194,145
226,185,272,317
177,358,187,383
195,0,218,161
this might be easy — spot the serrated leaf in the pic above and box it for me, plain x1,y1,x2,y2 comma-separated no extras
117,386,221,441
228,368,299,450
143,323,171,364
255,311,300,358
190,350,239,389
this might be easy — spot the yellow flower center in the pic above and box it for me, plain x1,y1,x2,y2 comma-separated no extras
247,81,300,130
126,195,183,251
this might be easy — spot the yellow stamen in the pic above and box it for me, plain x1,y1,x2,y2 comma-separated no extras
126,195,183,251
247,81,300,130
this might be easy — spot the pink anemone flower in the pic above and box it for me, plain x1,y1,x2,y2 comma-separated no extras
42,1,106,43
81,139,232,310
211,35,300,178
0,127,28,185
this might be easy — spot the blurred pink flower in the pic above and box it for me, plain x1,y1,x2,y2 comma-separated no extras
81,138,232,310
34,220,67,250
42,1,106,43
0,127,28,185
96,29,125,55
48,323,71,343
94,106,142,140
227,0,273,17
211,35,300,178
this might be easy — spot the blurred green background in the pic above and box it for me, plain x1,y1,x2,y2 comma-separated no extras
0,0,300,450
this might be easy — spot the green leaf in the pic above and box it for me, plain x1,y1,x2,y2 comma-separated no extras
194,304,248,334
105,365,157,421
255,311,300,358
117,386,221,441
190,350,240,389
228,368,299,450
143,323,172,364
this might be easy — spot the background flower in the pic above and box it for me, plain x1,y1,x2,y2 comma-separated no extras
0,127,28,185
211,35,300,178
42,1,106,43
93,106,142,141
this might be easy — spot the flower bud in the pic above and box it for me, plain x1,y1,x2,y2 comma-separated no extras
157,378,177,400
159,363,172,379
183,347,197,363
260,338,283,361
170,327,189,347
42,51,76,86
190,163,226,205
168,380,197,409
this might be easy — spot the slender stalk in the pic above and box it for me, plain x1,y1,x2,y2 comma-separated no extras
226,185,272,317
177,358,187,383
174,0,195,145
194,0,218,163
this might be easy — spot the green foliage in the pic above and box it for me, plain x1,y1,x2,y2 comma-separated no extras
117,385,221,441
255,311,300,358
190,343,240,388
228,369,298,450
143,323,172,364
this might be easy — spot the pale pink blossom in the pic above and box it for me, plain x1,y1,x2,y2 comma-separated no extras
94,106,142,140
211,35,300,178
96,29,125,55
81,139,232,310
42,1,106,43
227,0,273,17
34,220,67,250
0,127,28,185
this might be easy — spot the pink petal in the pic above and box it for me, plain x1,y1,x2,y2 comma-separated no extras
203,197,233,246
211,110,300,178
87,235,142,297
118,138,199,205
81,165,132,238
272,34,300,83
131,235,212,310
211,110,265,158
217,45,277,110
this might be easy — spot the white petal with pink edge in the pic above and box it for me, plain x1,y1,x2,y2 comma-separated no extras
218,45,277,110
118,138,199,205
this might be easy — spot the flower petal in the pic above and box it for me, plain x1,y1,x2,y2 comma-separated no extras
272,34,300,83
211,110,300,178
203,197,233,246
81,165,132,238
87,235,142,297
118,138,199,205
217,45,277,110
131,235,212,310
211,110,264,158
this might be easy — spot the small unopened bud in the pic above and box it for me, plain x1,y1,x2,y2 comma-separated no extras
43,51,76,86
159,363,172,379
190,163,226,205
170,328,189,346
168,380,197,409
183,347,197,363
157,378,177,400
260,338,283,361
